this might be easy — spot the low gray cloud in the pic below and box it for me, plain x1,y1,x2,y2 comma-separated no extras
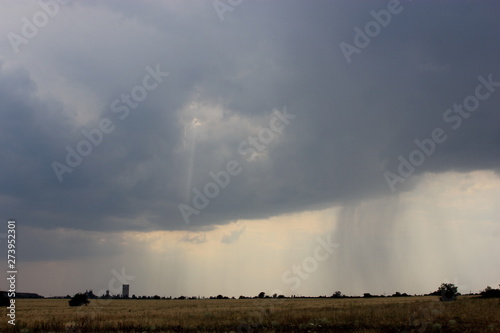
220,225,246,244
180,233,207,244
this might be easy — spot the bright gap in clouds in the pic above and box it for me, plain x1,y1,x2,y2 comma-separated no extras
17,170,500,298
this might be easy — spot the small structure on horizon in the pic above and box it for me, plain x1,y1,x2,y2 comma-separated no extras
85,290,97,299
122,284,129,298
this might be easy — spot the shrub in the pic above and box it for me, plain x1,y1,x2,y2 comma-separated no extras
480,286,500,298
68,293,89,307
438,283,458,302
0,292,10,306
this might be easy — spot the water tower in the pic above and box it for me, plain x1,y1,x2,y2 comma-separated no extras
122,284,129,298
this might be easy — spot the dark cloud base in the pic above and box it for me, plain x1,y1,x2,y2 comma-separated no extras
1,1,499,236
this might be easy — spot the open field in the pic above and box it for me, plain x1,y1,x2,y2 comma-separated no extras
1,296,499,332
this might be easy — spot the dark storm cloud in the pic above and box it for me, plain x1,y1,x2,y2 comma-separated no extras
1,0,499,237
15,226,123,261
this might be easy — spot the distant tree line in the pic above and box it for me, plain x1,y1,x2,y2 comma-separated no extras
49,282,500,307
480,285,500,298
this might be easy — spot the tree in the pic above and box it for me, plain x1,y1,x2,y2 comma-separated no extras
437,283,458,302
258,292,266,299
332,291,343,298
480,285,500,298
68,293,89,307
0,293,10,306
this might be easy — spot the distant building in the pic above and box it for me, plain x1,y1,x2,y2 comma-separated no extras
85,290,97,299
122,284,129,298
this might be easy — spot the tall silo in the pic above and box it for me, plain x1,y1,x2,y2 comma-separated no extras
122,284,129,298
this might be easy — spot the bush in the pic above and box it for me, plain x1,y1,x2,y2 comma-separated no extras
438,283,458,302
68,293,89,307
332,291,343,298
480,286,500,298
0,293,10,306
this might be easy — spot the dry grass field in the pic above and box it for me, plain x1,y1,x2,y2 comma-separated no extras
0,296,498,332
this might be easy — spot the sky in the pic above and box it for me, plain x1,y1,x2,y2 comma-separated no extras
0,0,499,298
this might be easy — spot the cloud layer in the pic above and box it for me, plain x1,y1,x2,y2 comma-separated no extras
1,1,499,279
